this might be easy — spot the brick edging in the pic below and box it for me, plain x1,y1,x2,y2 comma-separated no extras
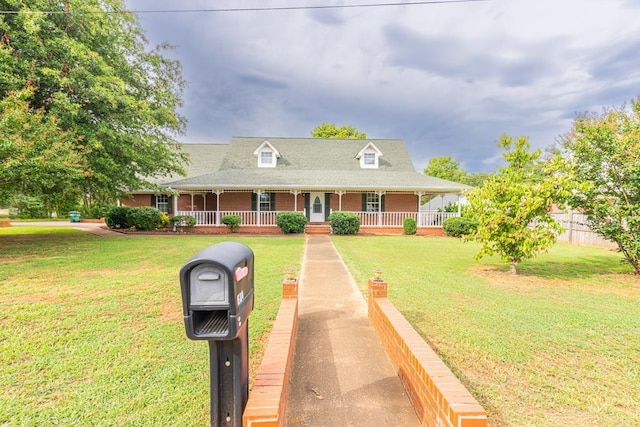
368,279,487,427
243,279,298,427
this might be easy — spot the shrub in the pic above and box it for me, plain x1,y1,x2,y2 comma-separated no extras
170,214,197,229
81,204,110,219
329,211,360,235
403,217,417,235
221,214,241,232
443,216,478,238
276,211,308,233
126,207,166,231
105,206,131,229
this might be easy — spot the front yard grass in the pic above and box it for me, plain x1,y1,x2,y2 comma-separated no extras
0,227,304,426
331,236,640,426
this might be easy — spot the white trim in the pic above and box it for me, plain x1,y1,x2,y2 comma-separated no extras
253,140,281,168
355,142,383,169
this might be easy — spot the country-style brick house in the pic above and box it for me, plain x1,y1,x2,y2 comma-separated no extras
122,137,469,234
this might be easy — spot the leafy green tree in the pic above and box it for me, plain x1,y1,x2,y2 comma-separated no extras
311,123,366,139
464,172,491,187
423,156,491,186
0,87,85,205
423,156,467,183
465,134,570,274
561,98,640,275
0,0,187,208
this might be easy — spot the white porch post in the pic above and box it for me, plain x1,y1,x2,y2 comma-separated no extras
214,190,223,226
190,194,194,210
290,190,301,212
415,192,424,227
457,194,461,216
336,191,345,211
377,191,385,226
202,193,206,211
440,194,445,211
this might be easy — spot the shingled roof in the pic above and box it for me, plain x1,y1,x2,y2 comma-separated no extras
160,137,469,193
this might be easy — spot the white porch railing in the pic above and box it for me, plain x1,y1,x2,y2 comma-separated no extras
176,210,459,227
175,210,279,226
418,211,458,227
356,211,458,227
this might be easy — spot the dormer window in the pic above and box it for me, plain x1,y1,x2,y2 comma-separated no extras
356,142,383,169
363,152,376,166
254,140,280,168
260,151,274,166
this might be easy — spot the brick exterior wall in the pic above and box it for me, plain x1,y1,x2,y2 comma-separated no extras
127,191,420,214
274,193,304,212
385,193,418,212
368,279,487,427
338,192,419,212
220,192,253,211
121,194,152,208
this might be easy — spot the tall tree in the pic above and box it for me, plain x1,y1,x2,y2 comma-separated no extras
0,0,187,207
423,156,467,183
561,98,640,275
465,134,570,274
0,87,86,204
423,156,491,186
311,123,366,139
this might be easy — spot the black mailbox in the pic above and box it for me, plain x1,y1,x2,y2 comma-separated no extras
180,242,254,341
179,241,255,426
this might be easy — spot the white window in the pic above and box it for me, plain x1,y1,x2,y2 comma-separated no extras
260,151,273,166
365,193,380,212
156,194,169,213
259,192,272,211
363,152,376,165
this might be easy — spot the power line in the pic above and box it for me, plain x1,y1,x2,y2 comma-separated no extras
0,0,489,15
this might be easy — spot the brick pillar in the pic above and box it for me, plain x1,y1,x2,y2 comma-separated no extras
283,278,298,299
368,278,388,299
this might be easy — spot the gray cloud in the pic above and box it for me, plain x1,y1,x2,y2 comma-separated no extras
128,0,640,173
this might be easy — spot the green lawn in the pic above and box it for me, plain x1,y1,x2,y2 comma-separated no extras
331,236,640,426
0,227,304,426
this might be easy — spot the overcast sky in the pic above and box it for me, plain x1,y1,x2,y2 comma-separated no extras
125,0,640,173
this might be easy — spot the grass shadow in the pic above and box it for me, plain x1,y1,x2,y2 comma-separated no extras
515,255,632,279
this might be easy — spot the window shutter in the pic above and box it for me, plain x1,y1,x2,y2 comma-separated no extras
361,193,367,212
324,193,331,221
270,193,276,211
167,196,173,214
251,193,257,211
151,195,156,208
381,194,386,212
304,193,310,220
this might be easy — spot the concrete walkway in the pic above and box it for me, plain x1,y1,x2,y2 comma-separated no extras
10,221,125,237
285,236,420,426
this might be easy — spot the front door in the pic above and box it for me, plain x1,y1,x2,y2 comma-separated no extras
309,192,325,222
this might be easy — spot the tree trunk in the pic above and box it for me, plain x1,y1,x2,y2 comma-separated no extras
510,261,517,275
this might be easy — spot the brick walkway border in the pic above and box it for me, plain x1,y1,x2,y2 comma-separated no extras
242,279,298,427
368,278,487,427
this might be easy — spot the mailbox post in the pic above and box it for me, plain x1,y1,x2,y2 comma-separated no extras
179,242,255,427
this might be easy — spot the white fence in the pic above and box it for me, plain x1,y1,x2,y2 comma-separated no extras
551,212,617,249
